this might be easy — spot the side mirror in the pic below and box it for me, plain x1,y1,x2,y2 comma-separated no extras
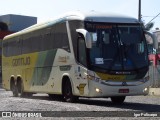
76,29,92,48
145,31,158,49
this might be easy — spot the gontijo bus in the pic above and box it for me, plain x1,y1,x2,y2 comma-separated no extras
2,11,153,104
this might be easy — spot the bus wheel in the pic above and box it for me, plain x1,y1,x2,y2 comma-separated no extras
110,96,126,104
63,80,78,103
11,82,18,97
18,80,32,97
17,80,24,97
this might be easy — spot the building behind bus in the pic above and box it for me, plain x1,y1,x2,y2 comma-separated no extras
0,14,37,84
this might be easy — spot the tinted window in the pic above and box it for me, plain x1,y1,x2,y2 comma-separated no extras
78,37,87,66
69,20,84,59
3,21,70,57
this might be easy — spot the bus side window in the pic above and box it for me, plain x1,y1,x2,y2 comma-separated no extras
78,37,87,66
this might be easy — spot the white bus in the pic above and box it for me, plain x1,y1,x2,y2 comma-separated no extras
2,11,151,104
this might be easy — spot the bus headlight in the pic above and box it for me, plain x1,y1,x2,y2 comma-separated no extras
86,70,100,82
87,74,95,80
86,70,95,80
87,75,100,82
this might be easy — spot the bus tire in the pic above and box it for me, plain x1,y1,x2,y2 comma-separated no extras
17,79,32,98
19,81,26,97
110,96,126,104
11,81,18,97
63,79,78,103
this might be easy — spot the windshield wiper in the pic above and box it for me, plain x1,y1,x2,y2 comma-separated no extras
116,25,125,70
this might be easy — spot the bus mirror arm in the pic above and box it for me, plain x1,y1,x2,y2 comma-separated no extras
76,29,92,48
145,31,158,50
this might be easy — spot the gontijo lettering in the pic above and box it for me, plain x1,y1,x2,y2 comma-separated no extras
12,57,31,66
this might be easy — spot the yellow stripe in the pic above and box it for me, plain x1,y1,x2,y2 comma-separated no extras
2,53,38,90
96,72,125,81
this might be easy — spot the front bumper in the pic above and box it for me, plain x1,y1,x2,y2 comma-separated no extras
87,80,150,97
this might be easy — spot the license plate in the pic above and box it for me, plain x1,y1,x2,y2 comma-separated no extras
119,89,129,93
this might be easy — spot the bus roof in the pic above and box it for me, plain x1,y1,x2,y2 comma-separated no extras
4,11,139,40
64,11,139,23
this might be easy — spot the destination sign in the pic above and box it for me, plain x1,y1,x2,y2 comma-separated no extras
85,23,112,30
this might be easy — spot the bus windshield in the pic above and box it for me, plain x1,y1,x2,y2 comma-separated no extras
85,22,148,72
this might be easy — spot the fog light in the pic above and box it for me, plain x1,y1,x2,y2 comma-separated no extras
95,88,101,93
143,87,148,92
